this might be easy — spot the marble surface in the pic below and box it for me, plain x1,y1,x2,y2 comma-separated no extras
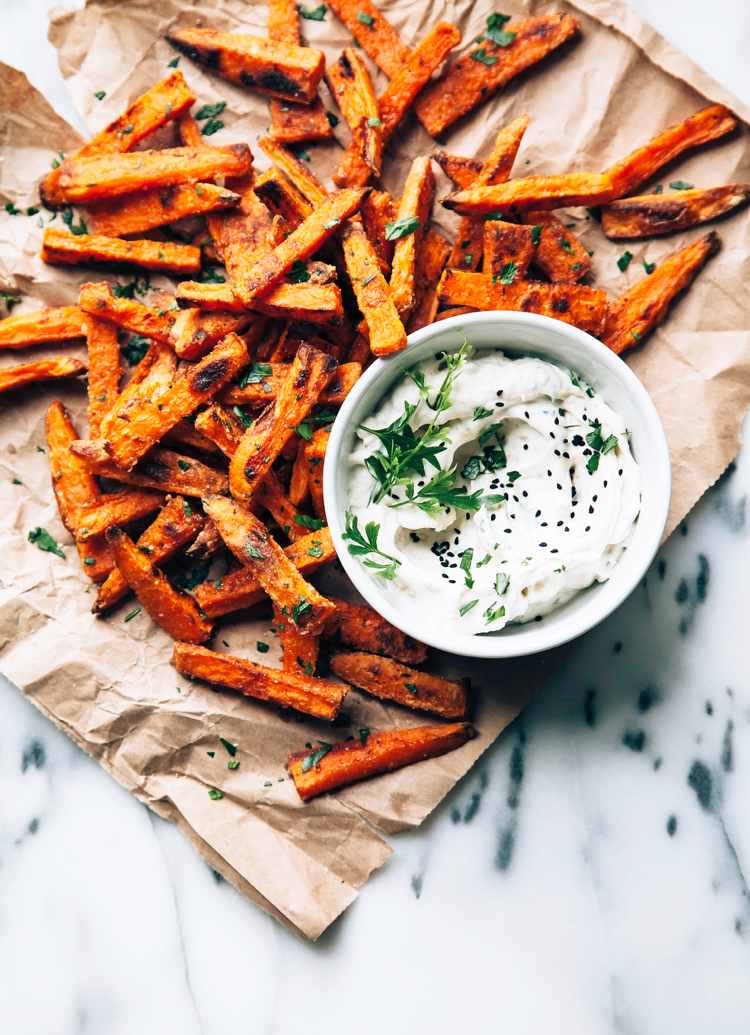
2,2,750,1032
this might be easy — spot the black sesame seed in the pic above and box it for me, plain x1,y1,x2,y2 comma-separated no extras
585,526,591,532
539,542,547,547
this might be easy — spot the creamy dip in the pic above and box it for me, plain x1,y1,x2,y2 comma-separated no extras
344,345,641,634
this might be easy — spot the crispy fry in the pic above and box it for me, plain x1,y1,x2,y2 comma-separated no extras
447,116,529,272
0,305,83,351
170,308,256,361
258,136,329,205
482,220,534,280
221,360,359,406
361,189,397,275
55,144,252,205
41,71,196,206
0,356,86,394
328,48,382,187
45,400,115,581
389,156,435,319
194,402,244,455
347,332,372,367
329,652,466,718
341,218,407,356
228,342,335,503
604,231,720,354
288,721,476,800
267,0,333,142
416,14,579,137
601,184,750,239
254,167,313,229
433,150,483,189
202,494,335,635
84,315,120,437
94,495,204,612
186,519,223,560
289,444,312,505
41,228,201,277
75,489,165,541
437,268,608,336
325,598,428,664
255,470,310,542
194,528,334,617
175,276,344,324
320,361,362,405
74,447,228,497
172,641,346,720
94,333,248,470
218,185,285,302
231,188,366,304
164,419,223,456
166,27,325,104
273,603,320,674
87,183,241,237
325,0,409,78
97,341,177,451
304,426,328,520
409,228,451,332
79,281,175,344
107,527,212,642
523,213,591,282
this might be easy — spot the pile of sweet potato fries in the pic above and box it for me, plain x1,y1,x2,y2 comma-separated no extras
1,0,747,801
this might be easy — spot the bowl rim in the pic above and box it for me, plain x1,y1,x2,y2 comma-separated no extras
323,310,671,659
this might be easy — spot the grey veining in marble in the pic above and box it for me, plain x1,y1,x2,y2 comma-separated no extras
2,1,750,1032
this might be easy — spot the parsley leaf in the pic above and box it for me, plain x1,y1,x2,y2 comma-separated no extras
238,362,273,387
220,737,237,757
343,510,401,580
295,513,326,531
459,599,479,616
472,49,498,66
356,10,375,26
94,90,106,101
299,2,327,18
201,119,224,137
473,405,493,421
494,261,518,285
384,216,420,241
617,250,634,273
195,101,226,120
28,526,65,559
287,259,310,283
121,334,150,366
301,741,332,771
669,180,693,191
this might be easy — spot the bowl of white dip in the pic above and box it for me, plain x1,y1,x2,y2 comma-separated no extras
324,311,670,659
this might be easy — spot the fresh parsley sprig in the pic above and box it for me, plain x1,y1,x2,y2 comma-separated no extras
390,467,484,516
343,510,401,580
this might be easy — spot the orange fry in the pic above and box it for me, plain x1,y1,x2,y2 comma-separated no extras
41,228,201,277
79,281,175,344
482,220,534,281
341,218,406,356
258,135,329,205
107,527,212,643
325,598,427,664
325,0,409,78
361,189,397,275
175,277,344,324
604,231,720,354
221,360,360,407
273,603,320,674
601,184,750,239
87,183,241,237
172,641,347,721
329,652,467,719
389,156,435,319
433,150,483,189
202,494,335,635
94,495,204,613
254,167,313,229
328,48,382,187
288,722,476,801
0,356,86,394
0,305,83,351
84,315,121,437
74,447,228,498
409,228,451,332
75,489,165,542
268,0,333,143
523,213,592,283
169,308,257,361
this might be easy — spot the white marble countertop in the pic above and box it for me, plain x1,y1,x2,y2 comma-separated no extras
2,2,750,1032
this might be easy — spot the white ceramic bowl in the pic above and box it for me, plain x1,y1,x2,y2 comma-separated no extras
324,312,671,659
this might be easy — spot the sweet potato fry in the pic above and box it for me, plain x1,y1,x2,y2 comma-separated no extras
444,172,615,216
202,494,335,635
186,519,223,560
54,144,252,205
217,186,284,302
437,269,608,336
289,445,312,505
175,277,344,324
328,48,382,187
221,360,359,407
304,426,328,520
601,184,750,239
172,641,346,720
325,598,427,664
433,151,483,190
94,495,204,613
341,218,407,356
273,603,320,674
325,0,409,78
360,189,397,275
258,136,329,206
228,342,335,503
288,721,476,800
94,333,248,470
194,402,244,455
254,167,313,229
97,341,177,450
166,26,325,104
253,470,309,542
194,528,334,617
169,308,256,361
79,281,175,344
329,651,466,718
75,489,165,542
87,183,241,237
0,356,86,394
231,188,366,304
0,305,83,351
107,527,212,642
446,115,529,272
483,220,534,281
415,14,579,137
41,228,201,277
389,156,435,319
268,0,333,142
45,400,114,581
84,315,120,437
74,438,228,494
41,71,196,206
604,231,720,354
409,228,451,332
523,213,591,283
347,332,372,367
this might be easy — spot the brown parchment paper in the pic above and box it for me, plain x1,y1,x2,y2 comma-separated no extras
0,0,749,939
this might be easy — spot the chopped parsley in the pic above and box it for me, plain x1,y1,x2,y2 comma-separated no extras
61,207,88,236
245,543,265,560
494,261,518,285
367,117,382,127
669,180,693,191
307,539,324,558
485,12,515,46
238,362,273,387
121,334,150,366
294,513,326,531
198,266,226,283
326,110,339,127
473,405,493,421
28,527,64,559
168,56,180,68
323,216,340,229
484,602,506,624
301,741,332,771
642,259,656,275
292,598,313,624
404,682,418,694
384,216,420,241
219,737,237,757
356,10,375,26
287,259,311,283
195,101,226,120
257,641,270,653
124,607,142,623
298,2,327,18
530,225,542,246
94,90,106,100
472,49,498,66
459,547,474,588
201,119,224,136
617,250,634,273
459,599,479,616
208,788,224,800
342,510,401,579
358,727,370,745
